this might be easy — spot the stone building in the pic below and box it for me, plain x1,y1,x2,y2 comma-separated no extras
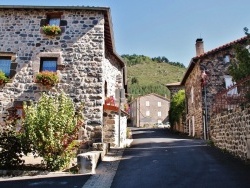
130,93,170,127
181,37,248,139
166,82,184,99
0,5,128,147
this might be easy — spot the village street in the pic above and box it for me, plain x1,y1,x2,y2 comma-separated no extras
2,128,250,188
111,128,250,188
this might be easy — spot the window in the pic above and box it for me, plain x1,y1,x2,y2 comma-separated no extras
224,75,237,95
0,57,11,76
146,101,150,106
146,110,150,116
47,13,61,26
158,102,161,107
224,55,230,63
40,57,57,72
158,111,161,117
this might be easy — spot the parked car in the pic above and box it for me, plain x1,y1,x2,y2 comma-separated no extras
154,122,170,129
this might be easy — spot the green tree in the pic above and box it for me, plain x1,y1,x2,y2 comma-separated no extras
229,27,250,81
169,90,185,126
22,92,83,171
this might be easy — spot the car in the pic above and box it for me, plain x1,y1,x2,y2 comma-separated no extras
154,122,170,129
164,122,171,129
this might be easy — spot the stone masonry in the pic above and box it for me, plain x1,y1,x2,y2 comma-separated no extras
0,6,126,145
210,106,250,161
183,38,247,139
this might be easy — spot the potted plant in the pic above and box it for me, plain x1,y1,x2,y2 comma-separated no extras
42,24,61,36
35,71,59,86
0,71,9,85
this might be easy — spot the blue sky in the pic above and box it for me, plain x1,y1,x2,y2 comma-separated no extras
2,0,250,67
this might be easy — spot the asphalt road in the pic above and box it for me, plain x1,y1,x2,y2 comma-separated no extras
0,174,91,188
111,128,250,188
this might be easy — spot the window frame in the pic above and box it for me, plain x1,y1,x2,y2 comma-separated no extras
146,101,150,106
0,56,11,77
40,57,58,72
146,110,150,116
0,52,17,79
158,101,161,107
46,13,62,26
158,111,162,117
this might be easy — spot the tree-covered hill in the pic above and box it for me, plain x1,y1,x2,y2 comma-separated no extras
121,54,186,100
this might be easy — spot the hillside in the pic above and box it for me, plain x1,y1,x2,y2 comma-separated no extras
122,54,186,100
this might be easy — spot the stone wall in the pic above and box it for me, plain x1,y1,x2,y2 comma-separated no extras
185,63,203,137
0,8,124,143
210,106,250,160
103,108,128,147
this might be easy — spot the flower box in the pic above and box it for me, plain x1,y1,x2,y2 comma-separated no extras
35,71,59,86
42,25,61,36
0,71,9,85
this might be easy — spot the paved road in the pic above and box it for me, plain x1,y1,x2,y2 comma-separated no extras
0,174,91,188
111,128,250,188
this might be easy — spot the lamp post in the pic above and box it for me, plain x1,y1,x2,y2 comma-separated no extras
201,70,209,140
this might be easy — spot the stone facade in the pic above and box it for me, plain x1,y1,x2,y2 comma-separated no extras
210,106,250,161
0,6,127,145
130,93,170,127
103,108,128,147
166,82,184,99
182,37,248,139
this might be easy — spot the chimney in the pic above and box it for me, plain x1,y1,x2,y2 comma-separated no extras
195,38,204,56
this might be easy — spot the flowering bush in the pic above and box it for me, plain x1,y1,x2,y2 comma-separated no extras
0,71,9,84
105,96,115,106
35,71,59,86
42,25,61,36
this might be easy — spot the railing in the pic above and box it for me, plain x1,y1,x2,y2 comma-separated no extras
212,75,250,114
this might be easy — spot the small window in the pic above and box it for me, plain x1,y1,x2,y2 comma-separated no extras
0,56,11,76
47,13,61,26
158,102,161,107
146,101,150,106
224,55,230,63
158,111,161,117
40,57,57,72
146,111,150,116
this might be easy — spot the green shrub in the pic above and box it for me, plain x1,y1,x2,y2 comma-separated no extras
169,90,185,126
0,109,31,169
22,92,84,171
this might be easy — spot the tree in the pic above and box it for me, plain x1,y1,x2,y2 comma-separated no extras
229,27,250,81
169,90,185,126
22,92,83,171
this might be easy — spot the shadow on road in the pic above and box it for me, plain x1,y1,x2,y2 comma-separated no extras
0,174,91,188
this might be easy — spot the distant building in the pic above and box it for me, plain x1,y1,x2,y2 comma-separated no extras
130,93,170,127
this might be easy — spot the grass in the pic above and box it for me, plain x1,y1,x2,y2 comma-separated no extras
127,61,186,86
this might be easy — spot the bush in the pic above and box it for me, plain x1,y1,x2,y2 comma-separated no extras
0,109,31,169
22,92,84,171
169,90,185,126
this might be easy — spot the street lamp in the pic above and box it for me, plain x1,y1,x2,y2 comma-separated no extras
201,70,209,140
